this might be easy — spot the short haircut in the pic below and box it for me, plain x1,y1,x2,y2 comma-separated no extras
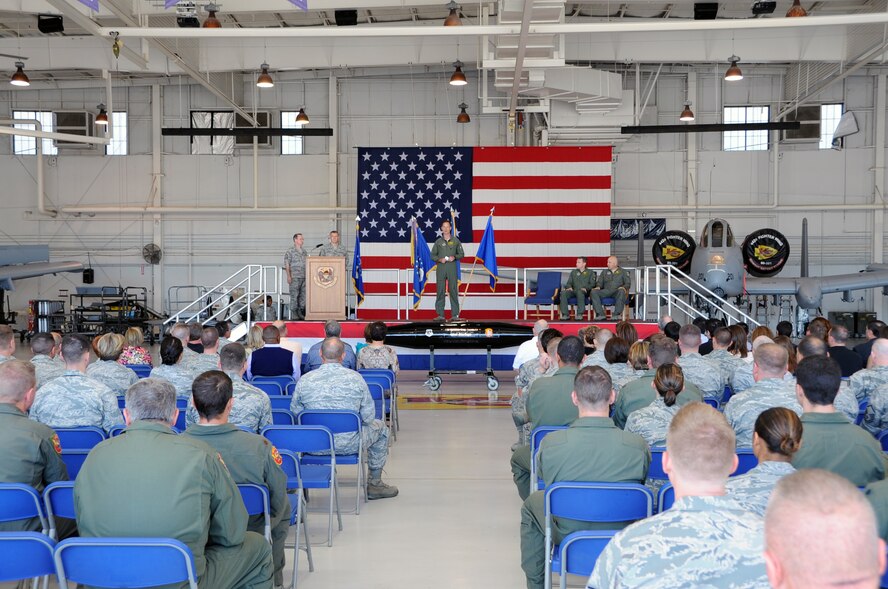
219,342,246,371
159,336,183,366
604,337,629,364
797,335,828,359
321,337,345,361
95,333,125,361
546,337,563,358
576,256,587,263
828,324,849,344
776,321,793,337
0,360,36,402
368,321,387,342
324,320,342,338
754,407,802,458
615,321,638,344
556,335,585,366
532,319,548,336
594,328,613,349
574,366,613,408
124,327,144,348
441,219,451,227
692,317,708,333
654,363,683,407
806,316,831,341
125,378,177,423
539,328,563,351
753,343,789,376
648,335,679,368
0,324,14,349
200,326,219,349
329,230,339,235
215,320,230,338
61,334,91,364
191,370,233,420
765,469,882,587
293,233,302,240
667,402,736,484
868,320,886,338
796,355,841,406
188,323,203,341
30,332,55,355
712,327,733,348
678,324,702,349
170,322,189,341
261,325,281,343
663,321,681,342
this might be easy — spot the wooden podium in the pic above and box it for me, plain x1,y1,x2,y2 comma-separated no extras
305,256,347,321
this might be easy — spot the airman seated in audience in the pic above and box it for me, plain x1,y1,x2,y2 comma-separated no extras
29,331,65,388
86,332,139,395
150,336,196,398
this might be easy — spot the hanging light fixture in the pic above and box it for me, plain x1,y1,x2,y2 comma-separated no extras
679,102,695,122
444,1,462,26
724,56,743,81
95,104,109,126
256,63,274,88
295,108,310,126
203,3,222,28
449,61,467,86
786,0,808,17
10,61,29,87
456,103,470,124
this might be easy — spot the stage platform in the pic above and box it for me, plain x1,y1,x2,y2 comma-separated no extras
264,320,659,372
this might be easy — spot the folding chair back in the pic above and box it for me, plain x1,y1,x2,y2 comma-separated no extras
858,399,869,426
253,381,284,396
555,530,616,581
123,364,152,379
358,369,395,389
109,425,127,437
251,376,295,391
703,398,720,410
658,483,676,512
237,484,272,543
530,426,569,492
272,409,296,425
0,484,48,533
44,481,76,540
733,449,759,476
0,531,56,582
55,537,199,589
268,395,292,410
263,425,337,456
365,382,385,420
60,450,90,480
648,447,668,480
54,427,106,450
295,410,365,512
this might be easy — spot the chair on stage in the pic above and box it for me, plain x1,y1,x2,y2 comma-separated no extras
524,272,561,320
598,293,634,321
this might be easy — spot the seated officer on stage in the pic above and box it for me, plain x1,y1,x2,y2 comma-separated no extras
520,366,649,589
791,355,887,487
246,325,300,383
0,360,75,538
510,336,584,501
611,335,703,430
558,257,596,321
75,378,274,589
589,256,631,321
184,371,289,588
588,403,768,589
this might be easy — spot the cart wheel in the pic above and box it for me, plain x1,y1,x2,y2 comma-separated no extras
426,377,442,392
487,376,499,391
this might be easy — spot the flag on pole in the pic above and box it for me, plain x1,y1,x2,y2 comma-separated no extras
450,209,462,285
475,213,498,290
352,219,365,307
411,218,436,309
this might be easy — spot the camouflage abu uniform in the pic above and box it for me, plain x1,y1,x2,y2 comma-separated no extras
863,382,888,435
624,397,681,447
834,380,861,424
189,353,221,378
731,362,756,394
150,364,196,398
86,359,139,396
291,362,390,470
186,372,273,434
603,362,639,393
587,495,769,589
723,378,802,447
725,460,796,517
319,242,349,274
29,370,124,434
706,349,746,388
284,244,308,319
677,352,724,400
31,354,66,389
849,365,888,403
580,350,608,370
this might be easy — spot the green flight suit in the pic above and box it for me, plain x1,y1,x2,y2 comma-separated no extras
430,236,464,318
75,421,274,589
0,403,75,538
612,368,704,429
590,267,632,317
511,366,580,500
520,417,650,589
866,478,888,542
792,412,888,487
184,424,289,587
558,268,597,320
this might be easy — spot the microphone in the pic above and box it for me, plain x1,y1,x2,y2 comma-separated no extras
314,243,324,248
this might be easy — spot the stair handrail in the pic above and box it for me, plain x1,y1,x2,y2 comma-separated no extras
646,265,760,327
164,265,267,327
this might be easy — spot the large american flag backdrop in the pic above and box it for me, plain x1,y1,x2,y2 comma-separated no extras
356,146,613,320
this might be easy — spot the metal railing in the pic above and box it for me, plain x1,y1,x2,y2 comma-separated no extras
521,266,644,319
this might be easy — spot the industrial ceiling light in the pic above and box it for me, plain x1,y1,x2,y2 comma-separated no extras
444,1,462,26
456,103,470,123
679,103,695,122
256,63,274,88
95,104,109,126
203,3,222,28
295,108,310,126
10,61,29,86
786,0,808,17
724,56,743,81
449,61,467,86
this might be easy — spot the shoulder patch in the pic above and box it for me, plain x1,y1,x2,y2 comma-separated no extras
51,434,62,455
271,446,283,467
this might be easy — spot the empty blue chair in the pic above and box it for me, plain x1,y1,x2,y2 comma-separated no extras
648,448,668,481
296,410,366,515
123,364,152,379
524,271,561,320
237,484,272,543
251,376,295,392
553,530,616,589
253,381,284,396
0,484,48,535
262,425,342,547
54,427,106,450
530,426,569,493
268,395,292,411
544,482,654,588
44,481,75,541
60,450,90,480
276,449,315,588
54,537,199,589
272,409,296,425
733,448,759,476
0,531,57,583
658,483,676,512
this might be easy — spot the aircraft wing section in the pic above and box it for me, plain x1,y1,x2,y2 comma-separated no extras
816,266,888,294
746,265,888,308
0,261,84,290
742,276,799,296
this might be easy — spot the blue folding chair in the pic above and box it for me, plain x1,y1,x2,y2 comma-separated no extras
268,395,292,411
54,537,199,589
173,397,188,431
0,531,57,585
545,482,654,589
108,425,127,437
733,448,759,476
272,409,296,425
565,293,592,321
703,398,721,410
262,425,342,547
0,484,48,535
117,397,126,410
59,450,90,480
555,530,616,589
252,376,295,392
530,426,569,493
123,364,152,379
54,427,106,450
253,381,284,396
237,484,272,543
524,271,561,320
361,374,393,432
648,448,668,481
286,382,297,395
858,399,869,426
296,410,366,515
365,381,386,421
358,368,399,434
658,483,675,512
277,449,315,589
44,481,75,541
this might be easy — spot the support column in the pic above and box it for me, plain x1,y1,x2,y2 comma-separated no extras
875,74,886,319
685,72,698,237
150,84,164,313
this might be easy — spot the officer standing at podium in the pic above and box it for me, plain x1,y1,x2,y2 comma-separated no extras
431,219,464,321
284,233,307,320
319,230,348,259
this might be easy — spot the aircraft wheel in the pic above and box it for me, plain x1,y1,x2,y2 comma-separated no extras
487,376,499,391
427,376,442,391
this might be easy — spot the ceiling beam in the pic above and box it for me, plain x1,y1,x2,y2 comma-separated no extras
44,0,148,69
508,0,535,119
